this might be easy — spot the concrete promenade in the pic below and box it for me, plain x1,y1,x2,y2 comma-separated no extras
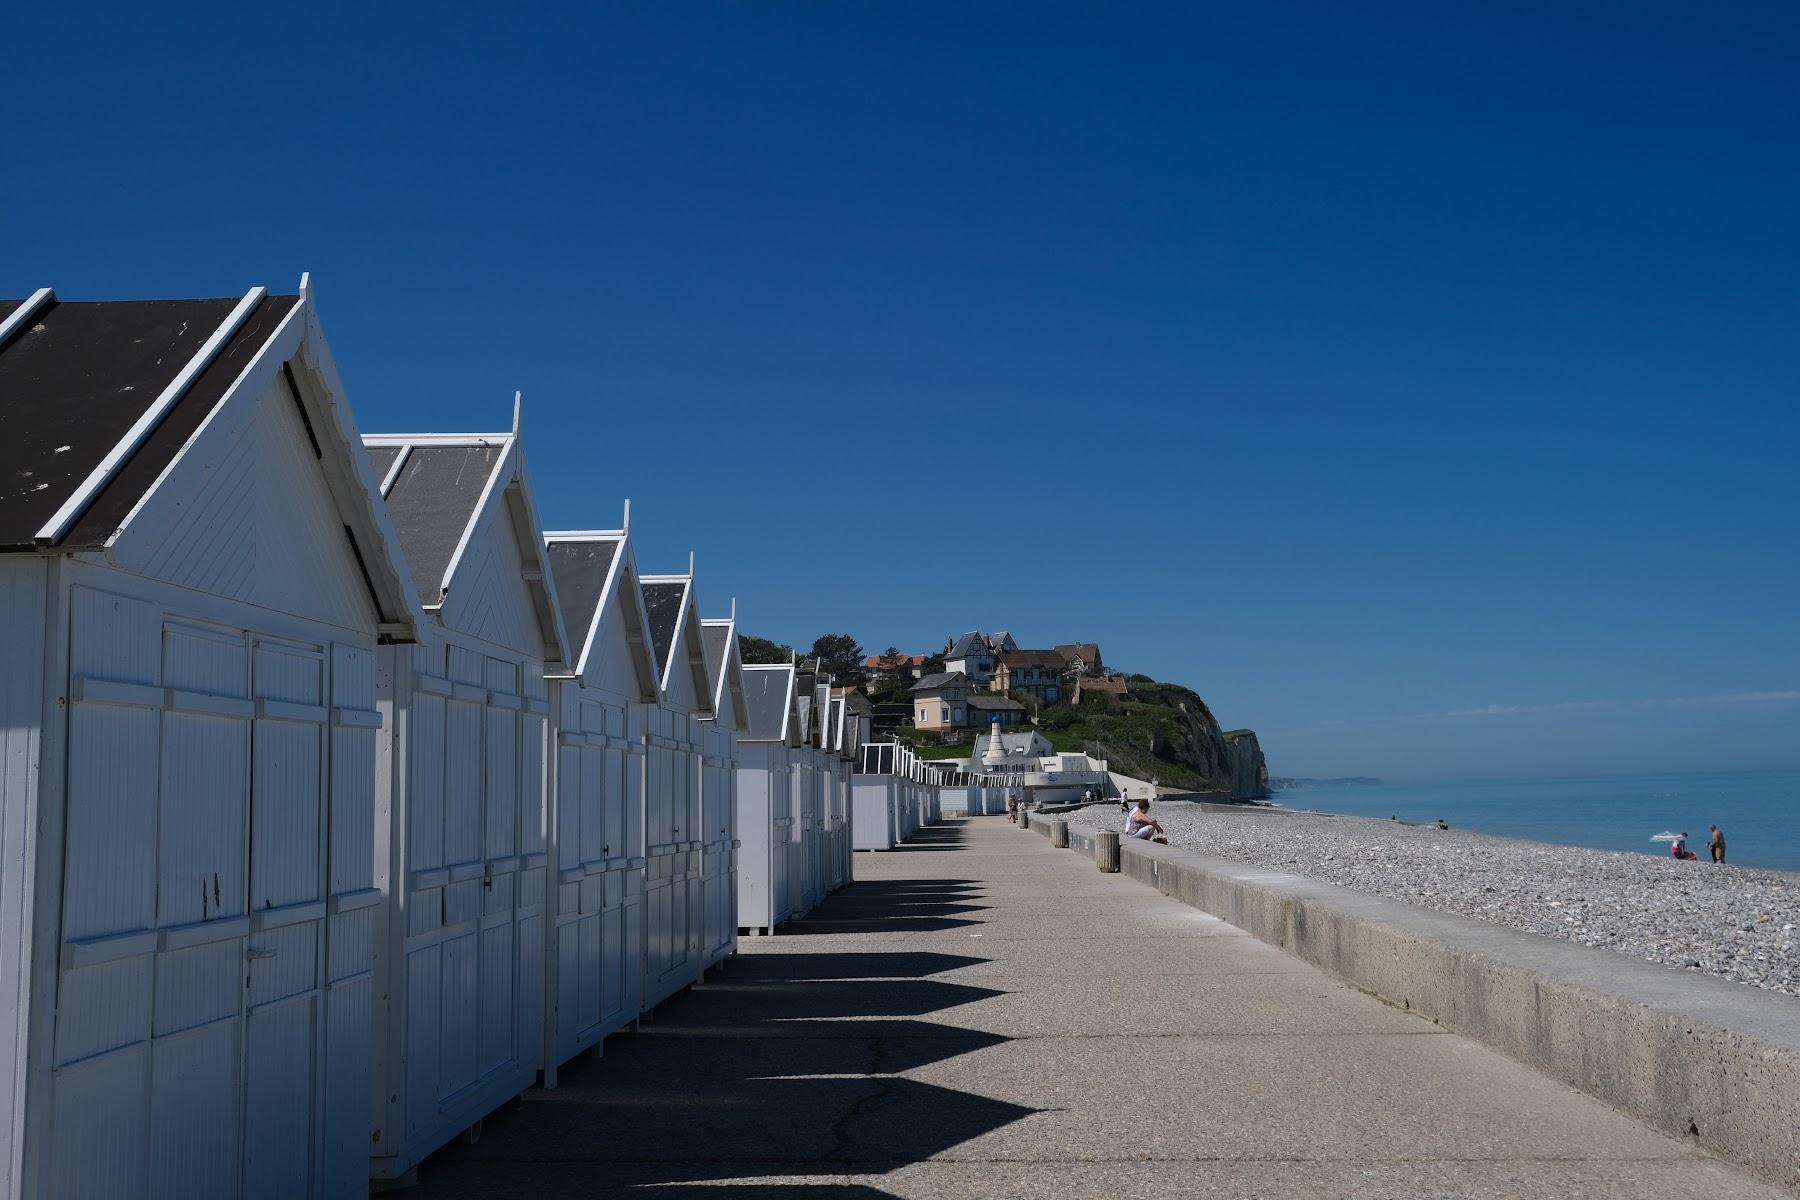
409,816,1784,1198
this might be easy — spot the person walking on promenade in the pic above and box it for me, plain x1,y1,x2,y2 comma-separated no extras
1007,790,1019,824
1709,824,1727,864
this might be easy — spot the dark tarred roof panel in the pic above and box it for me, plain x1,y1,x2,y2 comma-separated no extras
0,297,241,549
546,538,618,658
641,580,687,681
701,622,731,701
363,444,402,488
65,294,301,546
742,667,792,742
381,443,501,603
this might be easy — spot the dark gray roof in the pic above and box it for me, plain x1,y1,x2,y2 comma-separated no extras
911,671,966,692
996,649,1067,670
742,666,793,741
945,631,984,660
641,581,687,679
364,443,402,484
545,538,618,653
967,695,1025,711
1054,642,1102,663
701,622,731,701
380,442,502,603
0,294,301,550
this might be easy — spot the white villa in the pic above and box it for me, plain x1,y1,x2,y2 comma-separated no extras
943,720,1111,806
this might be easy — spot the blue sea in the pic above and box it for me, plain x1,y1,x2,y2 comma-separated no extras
1274,769,1800,873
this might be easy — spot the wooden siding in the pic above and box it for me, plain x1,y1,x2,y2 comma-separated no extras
111,376,375,634
0,559,45,1194
438,498,542,659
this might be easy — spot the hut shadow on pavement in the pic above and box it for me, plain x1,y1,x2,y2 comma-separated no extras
405,879,1036,1199
886,823,971,853
777,876,987,935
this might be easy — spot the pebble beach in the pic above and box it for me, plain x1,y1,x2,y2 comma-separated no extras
1068,802,1800,996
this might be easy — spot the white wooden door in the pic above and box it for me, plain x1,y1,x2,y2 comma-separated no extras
699,730,734,962
49,587,368,1200
769,759,792,926
553,691,634,1061
402,643,537,1137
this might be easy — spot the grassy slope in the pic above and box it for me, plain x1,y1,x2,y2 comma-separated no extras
884,682,1240,791
1035,682,1230,790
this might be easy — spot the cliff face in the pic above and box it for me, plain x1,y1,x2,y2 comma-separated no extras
1046,681,1271,799
1221,730,1271,800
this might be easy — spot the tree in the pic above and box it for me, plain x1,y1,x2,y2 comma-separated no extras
807,633,865,682
919,651,945,676
739,634,796,665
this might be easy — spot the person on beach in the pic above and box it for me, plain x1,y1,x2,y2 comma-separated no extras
1670,832,1698,861
1124,799,1167,843
1434,818,1449,831
1709,825,1726,864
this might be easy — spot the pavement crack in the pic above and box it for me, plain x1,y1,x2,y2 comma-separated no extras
821,1036,894,1163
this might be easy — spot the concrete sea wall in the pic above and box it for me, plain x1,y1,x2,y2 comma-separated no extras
1030,817,1800,1192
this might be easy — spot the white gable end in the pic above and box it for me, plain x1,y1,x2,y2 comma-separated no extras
110,375,375,633
439,500,542,659
588,583,647,700
662,631,700,715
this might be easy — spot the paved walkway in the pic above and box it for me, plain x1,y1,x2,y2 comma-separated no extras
411,816,1783,1198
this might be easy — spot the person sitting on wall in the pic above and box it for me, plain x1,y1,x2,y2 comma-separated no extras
1124,799,1167,844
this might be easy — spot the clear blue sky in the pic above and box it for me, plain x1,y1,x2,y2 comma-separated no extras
8,3,1797,780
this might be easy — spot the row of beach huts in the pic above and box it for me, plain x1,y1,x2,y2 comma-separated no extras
0,283,1003,1197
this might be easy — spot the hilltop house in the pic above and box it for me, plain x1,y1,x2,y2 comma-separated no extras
911,671,970,731
1054,642,1104,676
990,649,1066,705
967,694,1027,727
1074,674,1131,703
943,630,1018,685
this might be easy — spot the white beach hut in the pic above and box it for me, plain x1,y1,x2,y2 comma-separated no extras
823,692,852,892
638,565,714,1010
788,677,822,919
0,283,418,1198
804,675,838,906
359,414,570,1182
853,742,903,851
698,613,748,971
540,522,662,1082
735,665,800,935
